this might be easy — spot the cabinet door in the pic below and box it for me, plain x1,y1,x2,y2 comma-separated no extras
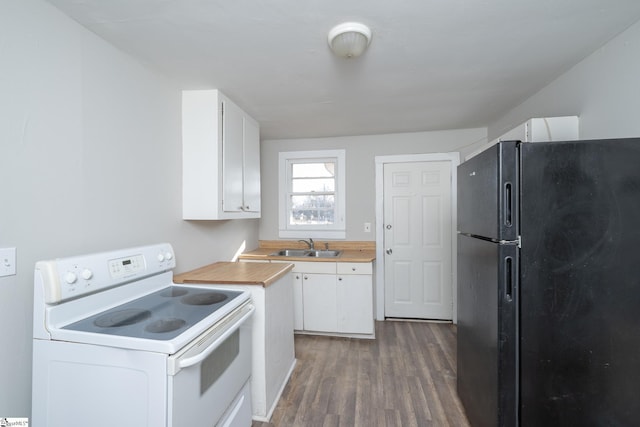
302,273,337,332
242,116,260,213
221,97,245,214
337,274,374,334
182,89,223,220
292,272,304,330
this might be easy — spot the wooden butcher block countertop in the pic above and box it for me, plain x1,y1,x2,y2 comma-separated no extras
173,261,293,287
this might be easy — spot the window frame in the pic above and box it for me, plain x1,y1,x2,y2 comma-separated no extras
278,150,346,239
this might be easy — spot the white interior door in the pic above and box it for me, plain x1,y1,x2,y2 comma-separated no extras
383,161,453,320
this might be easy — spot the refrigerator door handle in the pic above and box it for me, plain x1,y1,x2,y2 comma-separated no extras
503,182,513,227
505,256,514,301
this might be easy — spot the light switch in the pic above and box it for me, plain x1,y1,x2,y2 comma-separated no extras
364,222,371,233
0,247,16,277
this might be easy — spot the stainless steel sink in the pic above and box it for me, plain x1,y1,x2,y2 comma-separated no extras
308,250,342,258
269,249,311,257
269,249,342,258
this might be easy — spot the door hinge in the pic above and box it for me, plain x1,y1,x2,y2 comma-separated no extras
498,236,521,248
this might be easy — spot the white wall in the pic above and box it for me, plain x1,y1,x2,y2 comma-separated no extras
489,19,640,140
259,128,486,241
0,0,258,416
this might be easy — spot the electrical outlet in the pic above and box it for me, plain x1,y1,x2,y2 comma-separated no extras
364,222,371,233
0,247,16,277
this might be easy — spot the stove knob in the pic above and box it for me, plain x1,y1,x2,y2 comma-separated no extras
81,269,93,280
157,253,165,262
64,272,77,284
164,252,173,260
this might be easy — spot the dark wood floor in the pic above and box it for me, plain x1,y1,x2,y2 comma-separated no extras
253,320,470,427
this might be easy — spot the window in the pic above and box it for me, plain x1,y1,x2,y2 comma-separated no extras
279,150,346,239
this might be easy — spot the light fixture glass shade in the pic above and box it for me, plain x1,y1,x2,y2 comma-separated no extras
328,22,372,58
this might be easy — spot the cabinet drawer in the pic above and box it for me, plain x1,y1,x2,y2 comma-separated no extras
289,261,336,274
337,262,372,275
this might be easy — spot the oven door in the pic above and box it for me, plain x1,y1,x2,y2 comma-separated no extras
167,302,254,427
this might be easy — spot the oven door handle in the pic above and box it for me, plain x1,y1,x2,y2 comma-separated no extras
177,305,255,370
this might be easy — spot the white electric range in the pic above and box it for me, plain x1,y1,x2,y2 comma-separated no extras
32,243,254,427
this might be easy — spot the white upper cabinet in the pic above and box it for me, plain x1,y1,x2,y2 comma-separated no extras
499,116,579,143
182,89,260,219
465,116,579,161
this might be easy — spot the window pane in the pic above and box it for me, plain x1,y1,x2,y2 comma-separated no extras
292,162,335,178
290,195,335,225
292,177,335,193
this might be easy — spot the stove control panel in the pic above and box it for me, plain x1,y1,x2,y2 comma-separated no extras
108,254,145,279
36,243,176,304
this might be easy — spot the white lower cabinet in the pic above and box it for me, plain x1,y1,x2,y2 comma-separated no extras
252,259,374,337
337,273,374,334
302,273,339,332
295,261,374,337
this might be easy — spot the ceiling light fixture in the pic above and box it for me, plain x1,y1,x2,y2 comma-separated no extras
327,22,372,58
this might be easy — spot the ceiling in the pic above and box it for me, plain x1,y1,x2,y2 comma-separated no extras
46,0,640,140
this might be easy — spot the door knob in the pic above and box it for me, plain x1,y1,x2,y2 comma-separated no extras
386,248,393,255
386,224,392,230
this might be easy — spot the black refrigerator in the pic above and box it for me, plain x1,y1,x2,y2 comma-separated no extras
456,138,640,427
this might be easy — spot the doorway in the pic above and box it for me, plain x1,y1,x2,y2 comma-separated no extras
374,153,460,322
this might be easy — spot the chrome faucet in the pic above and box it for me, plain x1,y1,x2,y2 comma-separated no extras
298,238,315,250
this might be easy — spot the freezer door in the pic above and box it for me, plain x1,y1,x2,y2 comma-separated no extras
519,138,640,425
458,141,519,241
457,234,518,427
